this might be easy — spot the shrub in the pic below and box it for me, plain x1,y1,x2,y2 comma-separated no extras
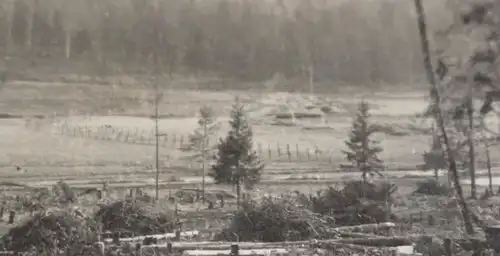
0,210,98,255
220,181,398,242
94,200,175,235
218,196,340,242
414,179,451,195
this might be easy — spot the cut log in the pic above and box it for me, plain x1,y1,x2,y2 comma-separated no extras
102,231,200,243
339,232,386,238
321,236,419,247
140,235,430,251
334,222,396,233
180,248,290,256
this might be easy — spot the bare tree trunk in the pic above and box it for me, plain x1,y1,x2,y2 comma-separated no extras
155,94,160,201
485,141,493,193
25,0,37,53
64,31,71,59
413,0,475,235
201,121,207,204
4,0,14,54
467,92,477,199
236,178,241,210
308,65,314,97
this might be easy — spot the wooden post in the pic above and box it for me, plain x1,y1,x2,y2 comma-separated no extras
167,243,173,253
427,215,435,226
286,144,291,162
96,242,105,256
179,135,184,148
8,210,15,224
172,134,177,147
140,130,145,143
112,231,120,244
277,142,281,157
134,128,139,143
135,243,141,256
230,244,239,256
444,238,452,256
0,205,4,221
93,127,99,140
296,143,300,160
125,131,130,142
267,143,272,159
175,230,181,241
307,149,311,161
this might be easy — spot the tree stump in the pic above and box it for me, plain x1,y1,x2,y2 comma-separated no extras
8,210,15,224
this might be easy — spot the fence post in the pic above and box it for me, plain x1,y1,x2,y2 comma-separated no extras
307,149,311,161
179,135,184,148
175,230,181,241
277,142,281,157
267,143,272,160
167,243,173,253
94,127,100,140
296,143,300,160
124,131,130,142
172,134,177,147
134,128,139,142
286,144,291,162
118,129,124,142
427,215,435,226
163,133,168,146
230,244,239,256
443,238,452,256
315,148,319,161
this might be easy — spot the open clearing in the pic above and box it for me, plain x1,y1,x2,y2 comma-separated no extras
1,81,500,192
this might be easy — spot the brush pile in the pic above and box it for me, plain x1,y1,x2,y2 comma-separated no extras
0,210,98,255
414,179,451,195
298,181,397,226
218,181,398,242
95,199,176,235
217,195,342,242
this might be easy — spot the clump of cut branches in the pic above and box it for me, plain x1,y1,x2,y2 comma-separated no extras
0,210,98,255
217,195,341,242
305,181,396,225
220,181,397,242
94,200,175,235
414,179,452,196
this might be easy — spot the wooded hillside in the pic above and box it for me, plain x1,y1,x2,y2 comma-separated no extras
0,0,452,85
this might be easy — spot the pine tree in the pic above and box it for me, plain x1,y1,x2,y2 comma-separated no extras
187,106,220,202
342,101,384,181
210,98,264,208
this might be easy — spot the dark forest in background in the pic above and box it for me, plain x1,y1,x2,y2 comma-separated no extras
0,0,451,85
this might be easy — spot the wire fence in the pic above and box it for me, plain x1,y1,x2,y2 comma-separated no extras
26,119,338,163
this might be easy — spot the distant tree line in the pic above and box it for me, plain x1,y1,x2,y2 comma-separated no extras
0,0,451,84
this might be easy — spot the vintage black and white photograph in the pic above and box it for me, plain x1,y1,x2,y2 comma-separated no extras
0,0,498,255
